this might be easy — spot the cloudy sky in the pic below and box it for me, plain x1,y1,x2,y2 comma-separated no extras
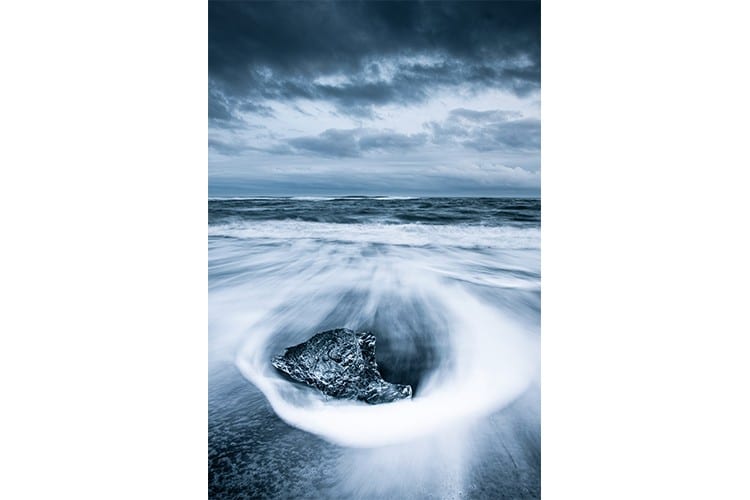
209,1,540,197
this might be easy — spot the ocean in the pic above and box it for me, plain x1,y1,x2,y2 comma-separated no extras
208,197,540,498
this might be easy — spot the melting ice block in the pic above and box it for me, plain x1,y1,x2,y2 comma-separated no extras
271,328,412,404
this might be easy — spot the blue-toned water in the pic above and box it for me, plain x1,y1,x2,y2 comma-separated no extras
209,197,540,498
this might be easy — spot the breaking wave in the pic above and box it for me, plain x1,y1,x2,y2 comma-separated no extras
209,220,539,250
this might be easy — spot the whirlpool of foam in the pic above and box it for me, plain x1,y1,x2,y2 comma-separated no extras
210,220,540,448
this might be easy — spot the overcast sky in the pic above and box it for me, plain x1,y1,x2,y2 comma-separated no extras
209,1,540,197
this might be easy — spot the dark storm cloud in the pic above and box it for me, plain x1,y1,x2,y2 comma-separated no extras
243,106,537,159
426,108,540,152
358,131,428,152
461,119,540,151
209,0,540,122
209,87,274,129
208,138,249,156
285,128,428,158
288,129,361,157
448,108,523,123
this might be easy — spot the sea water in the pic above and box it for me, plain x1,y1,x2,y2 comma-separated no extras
209,197,540,498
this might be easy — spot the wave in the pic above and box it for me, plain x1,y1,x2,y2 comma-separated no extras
210,218,539,448
208,220,540,249
234,281,538,448
209,197,540,228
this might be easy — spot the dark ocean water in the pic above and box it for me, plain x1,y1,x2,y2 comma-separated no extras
209,197,540,499
209,197,540,227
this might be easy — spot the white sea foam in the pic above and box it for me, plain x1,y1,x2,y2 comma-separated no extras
235,282,537,447
288,196,337,201
209,220,540,249
210,222,539,448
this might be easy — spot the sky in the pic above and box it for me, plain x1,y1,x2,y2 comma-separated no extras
209,1,540,197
